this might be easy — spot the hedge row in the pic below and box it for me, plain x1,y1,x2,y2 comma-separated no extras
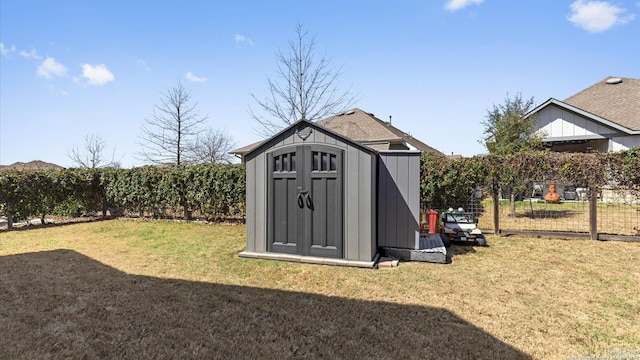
2,149,637,228
0,169,102,225
0,164,245,228
420,148,640,210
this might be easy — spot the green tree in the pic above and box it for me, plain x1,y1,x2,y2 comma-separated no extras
481,93,543,155
481,93,544,215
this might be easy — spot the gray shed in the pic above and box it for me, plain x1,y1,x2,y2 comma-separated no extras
238,119,422,268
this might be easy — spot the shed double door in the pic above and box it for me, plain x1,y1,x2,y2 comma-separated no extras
267,144,343,258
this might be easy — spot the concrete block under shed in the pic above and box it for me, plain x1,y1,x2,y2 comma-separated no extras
381,234,447,264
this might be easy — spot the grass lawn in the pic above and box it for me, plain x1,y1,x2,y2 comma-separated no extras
1,220,639,359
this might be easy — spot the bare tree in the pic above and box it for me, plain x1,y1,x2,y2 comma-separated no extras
190,128,236,164
68,134,115,169
138,81,207,166
249,23,357,137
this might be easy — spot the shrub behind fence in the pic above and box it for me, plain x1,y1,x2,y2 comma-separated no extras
0,164,246,229
2,149,638,238
421,149,640,239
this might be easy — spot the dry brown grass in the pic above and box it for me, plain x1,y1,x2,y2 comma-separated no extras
1,220,639,359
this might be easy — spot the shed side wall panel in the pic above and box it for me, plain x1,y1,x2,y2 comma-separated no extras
254,152,267,252
345,146,360,260
245,157,256,252
377,156,387,248
344,145,376,261
369,153,378,259
396,155,409,248
377,152,420,249
381,154,398,247
408,154,420,248
358,148,373,260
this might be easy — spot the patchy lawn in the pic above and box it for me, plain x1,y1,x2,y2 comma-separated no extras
1,220,639,359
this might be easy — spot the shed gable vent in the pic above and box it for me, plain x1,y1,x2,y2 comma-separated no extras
297,126,312,140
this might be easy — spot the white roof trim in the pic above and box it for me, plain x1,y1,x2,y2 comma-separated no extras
541,134,606,142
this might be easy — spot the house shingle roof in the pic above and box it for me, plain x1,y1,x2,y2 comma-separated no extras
231,108,442,156
0,160,64,171
563,76,640,131
317,108,442,154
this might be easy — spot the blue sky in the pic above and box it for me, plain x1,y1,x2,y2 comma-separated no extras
1,0,639,167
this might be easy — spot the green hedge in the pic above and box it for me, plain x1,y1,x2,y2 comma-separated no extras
0,164,245,227
420,148,640,210
2,149,637,228
99,164,245,220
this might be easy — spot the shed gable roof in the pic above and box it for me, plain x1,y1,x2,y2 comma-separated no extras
243,119,376,160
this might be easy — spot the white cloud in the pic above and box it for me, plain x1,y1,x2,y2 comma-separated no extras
1,43,16,57
37,57,68,79
444,0,483,12
185,72,207,83
234,34,254,46
19,48,41,60
568,0,636,33
81,64,115,86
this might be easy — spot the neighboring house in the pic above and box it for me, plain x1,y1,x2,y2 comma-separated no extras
316,108,442,153
0,160,64,171
528,76,640,153
231,108,442,159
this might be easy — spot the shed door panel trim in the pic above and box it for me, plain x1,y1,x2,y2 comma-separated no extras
267,144,343,259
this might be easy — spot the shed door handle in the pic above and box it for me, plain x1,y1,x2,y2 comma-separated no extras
297,190,308,208
305,193,314,210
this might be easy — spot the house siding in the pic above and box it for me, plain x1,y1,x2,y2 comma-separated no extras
610,136,640,152
535,104,640,153
535,105,608,138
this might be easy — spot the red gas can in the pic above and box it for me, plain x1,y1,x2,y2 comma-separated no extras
428,209,439,234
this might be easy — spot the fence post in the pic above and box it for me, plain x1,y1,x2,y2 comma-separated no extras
7,200,13,230
589,188,598,240
493,176,500,236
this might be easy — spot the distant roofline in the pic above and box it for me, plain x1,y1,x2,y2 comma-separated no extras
231,108,444,156
320,108,444,155
0,160,65,171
